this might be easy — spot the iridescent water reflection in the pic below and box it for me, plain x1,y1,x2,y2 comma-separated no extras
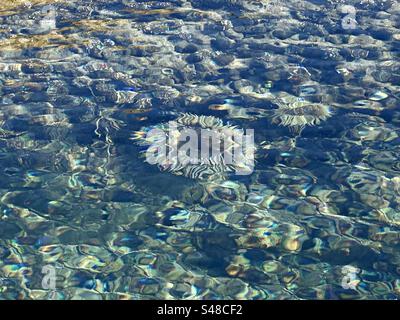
0,0,399,300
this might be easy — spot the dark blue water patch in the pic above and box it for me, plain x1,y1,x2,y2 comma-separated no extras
0,221,22,239
190,0,243,11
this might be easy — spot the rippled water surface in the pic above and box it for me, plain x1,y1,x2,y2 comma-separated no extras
0,0,400,300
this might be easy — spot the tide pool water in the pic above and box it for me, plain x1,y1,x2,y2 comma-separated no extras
0,0,399,300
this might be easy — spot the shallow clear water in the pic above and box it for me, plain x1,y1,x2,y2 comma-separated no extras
0,0,400,300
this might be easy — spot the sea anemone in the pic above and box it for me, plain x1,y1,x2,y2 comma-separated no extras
133,113,255,180
272,96,332,133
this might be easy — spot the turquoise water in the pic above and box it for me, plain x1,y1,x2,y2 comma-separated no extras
0,0,400,300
